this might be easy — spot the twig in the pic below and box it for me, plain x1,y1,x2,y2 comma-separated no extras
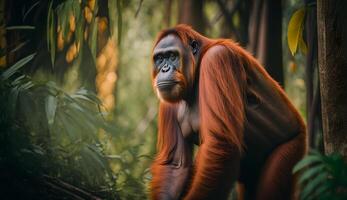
210,12,224,26
135,0,144,18
215,0,241,34
43,175,102,200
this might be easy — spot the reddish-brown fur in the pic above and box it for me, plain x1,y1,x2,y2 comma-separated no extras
150,25,307,200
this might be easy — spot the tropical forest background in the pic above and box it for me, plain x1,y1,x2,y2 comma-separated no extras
1,0,347,199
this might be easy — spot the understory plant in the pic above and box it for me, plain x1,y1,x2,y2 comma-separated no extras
0,54,118,199
293,150,347,200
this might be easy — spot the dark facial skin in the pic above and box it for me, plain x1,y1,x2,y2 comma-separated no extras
152,34,199,103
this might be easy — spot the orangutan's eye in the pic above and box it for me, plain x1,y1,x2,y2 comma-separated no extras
155,55,163,65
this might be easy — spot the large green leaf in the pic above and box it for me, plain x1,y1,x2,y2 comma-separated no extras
88,145,115,180
299,164,326,184
287,7,306,56
307,183,331,200
301,172,328,199
293,154,323,173
297,151,347,200
57,110,80,140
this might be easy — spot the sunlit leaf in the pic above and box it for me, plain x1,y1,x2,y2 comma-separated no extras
45,95,57,126
19,80,34,90
74,88,102,104
105,154,122,160
287,7,306,56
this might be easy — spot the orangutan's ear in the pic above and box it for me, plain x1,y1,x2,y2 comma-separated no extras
190,40,199,55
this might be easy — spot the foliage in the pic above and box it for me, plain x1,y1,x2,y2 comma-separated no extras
0,54,118,198
46,0,123,67
293,150,347,200
2,0,152,199
1,0,319,199
288,7,307,56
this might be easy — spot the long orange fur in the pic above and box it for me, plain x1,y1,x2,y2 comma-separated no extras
150,25,307,200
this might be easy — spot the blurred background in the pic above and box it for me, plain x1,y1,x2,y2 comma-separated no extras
2,0,340,199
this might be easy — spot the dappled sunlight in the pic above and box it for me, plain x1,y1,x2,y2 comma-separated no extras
1,0,346,199
96,39,118,111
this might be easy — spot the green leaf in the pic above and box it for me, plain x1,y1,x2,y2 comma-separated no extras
23,1,40,20
293,154,323,173
57,110,80,140
73,88,102,104
10,40,29,54
1,53,36,81
307,183,331,200
8,85,20,118
117,0,123,45
108,0,116,35
301,172,328,199
11,74,26,86
64,105,99,138
18,80,34,90
81,145,106,178
45,95,57,125
6,26,35,30
47,1,53,52
299,165,326,184
88,15,98,61
88,145,114,179
48,1,56,68
287,7,306,56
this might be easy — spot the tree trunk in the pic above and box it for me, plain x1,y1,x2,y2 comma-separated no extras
304,0,323,149
95,0,118,111
248,0,284,87
164,0,173,27
178,0,205,34
317,0,347,158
